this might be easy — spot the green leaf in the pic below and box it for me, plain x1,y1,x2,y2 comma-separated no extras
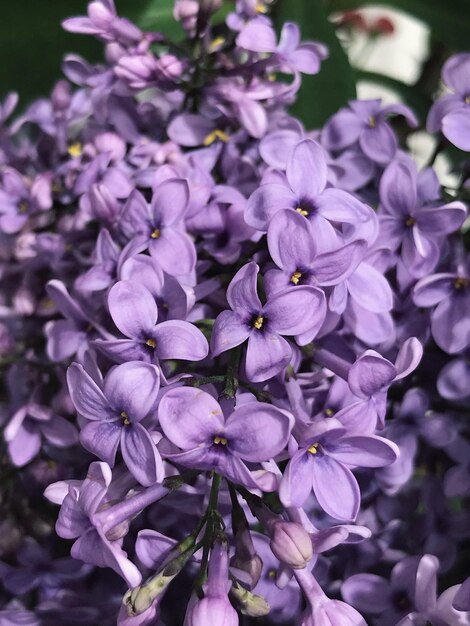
135,0,185,40
328,0,470,52
273,0,356,128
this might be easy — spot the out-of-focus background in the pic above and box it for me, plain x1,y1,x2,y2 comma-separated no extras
1,0,469,176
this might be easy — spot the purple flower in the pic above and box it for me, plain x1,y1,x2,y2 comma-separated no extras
94,280,208,365
63,0,142,45
322,99,418,164
245,139,377,244
0,168,52,234
427,53,470,151
279,419,398,520
237,18,327,75
67,361,163,486
50,461,142,587
120,180,196,276
266,208,367,296
4,402,78,467
413,256,470,353
379,156,466,277
158,386,292,490
210,262,326,382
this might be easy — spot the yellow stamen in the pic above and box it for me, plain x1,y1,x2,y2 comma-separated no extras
268,568,277,578
454,276,469,290
121,411,130,426
18,201,28,214
146,338,157,349
368,115,376,128
405,217,416,227
213,435,227,445
308,442,319,455
296,207,309,217
256,1,268,13
268,73,277,81
150,228,161,239
209,36,225,52
465,95,470,105
253,315,264,330
325,408,334,417
290,271,302,285
68,142,83,158
203,129,230,147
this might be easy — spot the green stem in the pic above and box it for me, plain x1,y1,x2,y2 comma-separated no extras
220,346,241,400
194,472,223,594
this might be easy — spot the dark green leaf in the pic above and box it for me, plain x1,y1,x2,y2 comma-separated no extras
328,0,470,52
273,0,356,128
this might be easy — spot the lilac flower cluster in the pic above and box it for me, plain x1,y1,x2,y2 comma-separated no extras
0,2,469,625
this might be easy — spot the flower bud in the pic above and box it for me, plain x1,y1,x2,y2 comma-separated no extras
187,597,239,626
230,581,270,617
269,521,313,569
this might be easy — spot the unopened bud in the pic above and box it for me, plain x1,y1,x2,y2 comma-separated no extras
187,596,238,626
270,521,313,569
230,581,270,617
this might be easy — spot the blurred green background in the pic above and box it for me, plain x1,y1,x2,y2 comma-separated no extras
1,0,470,129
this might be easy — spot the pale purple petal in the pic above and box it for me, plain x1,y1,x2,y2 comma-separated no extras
224,403,291,461
158,387,224,449
348,352,396,398
322,110,363,151
103,362,160,420
121,423,162,486
245,184,296,230
80,421,121,466
264,286,326,335
327,435,398,467
211,310,251,357
67,363,112,421
108,281,157,338
153,320,208,361
267,208,316,271
286,139,327,198
149,228,196,276
360,122,397,164
245,331,292,382
312,456,360,521
442,109,470,151
151,178,189,226
226,262,262,313
279,450,314,508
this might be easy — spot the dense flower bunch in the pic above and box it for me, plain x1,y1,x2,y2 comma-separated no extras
0,1,469,624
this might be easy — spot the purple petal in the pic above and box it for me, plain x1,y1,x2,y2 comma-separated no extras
443,109,470,151
328,435,398,467
414,555,438,613
108,281,157,339
348,352,396,398
80,421,121,466
245,331,292,382
394,337,423,380
225,402,291,461
245,183,296,230
416,202,466,236
437,357,470,400
136,530,177,569
153,320,208,361
264,286,326,335
8,422,42,467
226,262,262,313
413,273,454,306
380,158,417,216
427,94,464,132
167,113,215,146
45,320,85,362
121,423,162,486
312,456,360,521
442,52,470,94
347,263,393,313
236,17,277,52
342,574,391,614
67,363,112,421
211,310,251,357
286,139,327,198
267,208,316,271
93,338,149,363
431,296,470,354
313,240,366,286
279,449,314,508
149,228,196,276
158,387,224,449
322,110,363,151
359,122,397,164
46,280,87,323
104,362,160,420
41,415,79,447
151,178,189,226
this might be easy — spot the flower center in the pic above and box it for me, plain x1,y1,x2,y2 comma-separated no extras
203,129,229,147
18,201,29,214
308,442,319,455
454,276,469,290
146,338,157,349
324,408,334,417
256,1,268,13
209,37,225,52
67,142,83,158
253,315,264,330
465,94,470,105
121,411,130,426
213,435,227,445
296,207,309,217
290,270,302,285
368,115,376,128
150,228,161,239
405,216,416,227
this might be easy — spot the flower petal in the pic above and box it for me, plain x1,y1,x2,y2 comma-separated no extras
108,281,157,339
286,139,327,198
80,421,121,466
153,320,208,361
211,310,251,357
245,331,292,382
121,423,163,486
328,435,399,467
103,362,160,420
312,456,360,521
151,178,189,226
158,387,224,449
279,449,314,508
264,286,326,335
67,363,112,421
